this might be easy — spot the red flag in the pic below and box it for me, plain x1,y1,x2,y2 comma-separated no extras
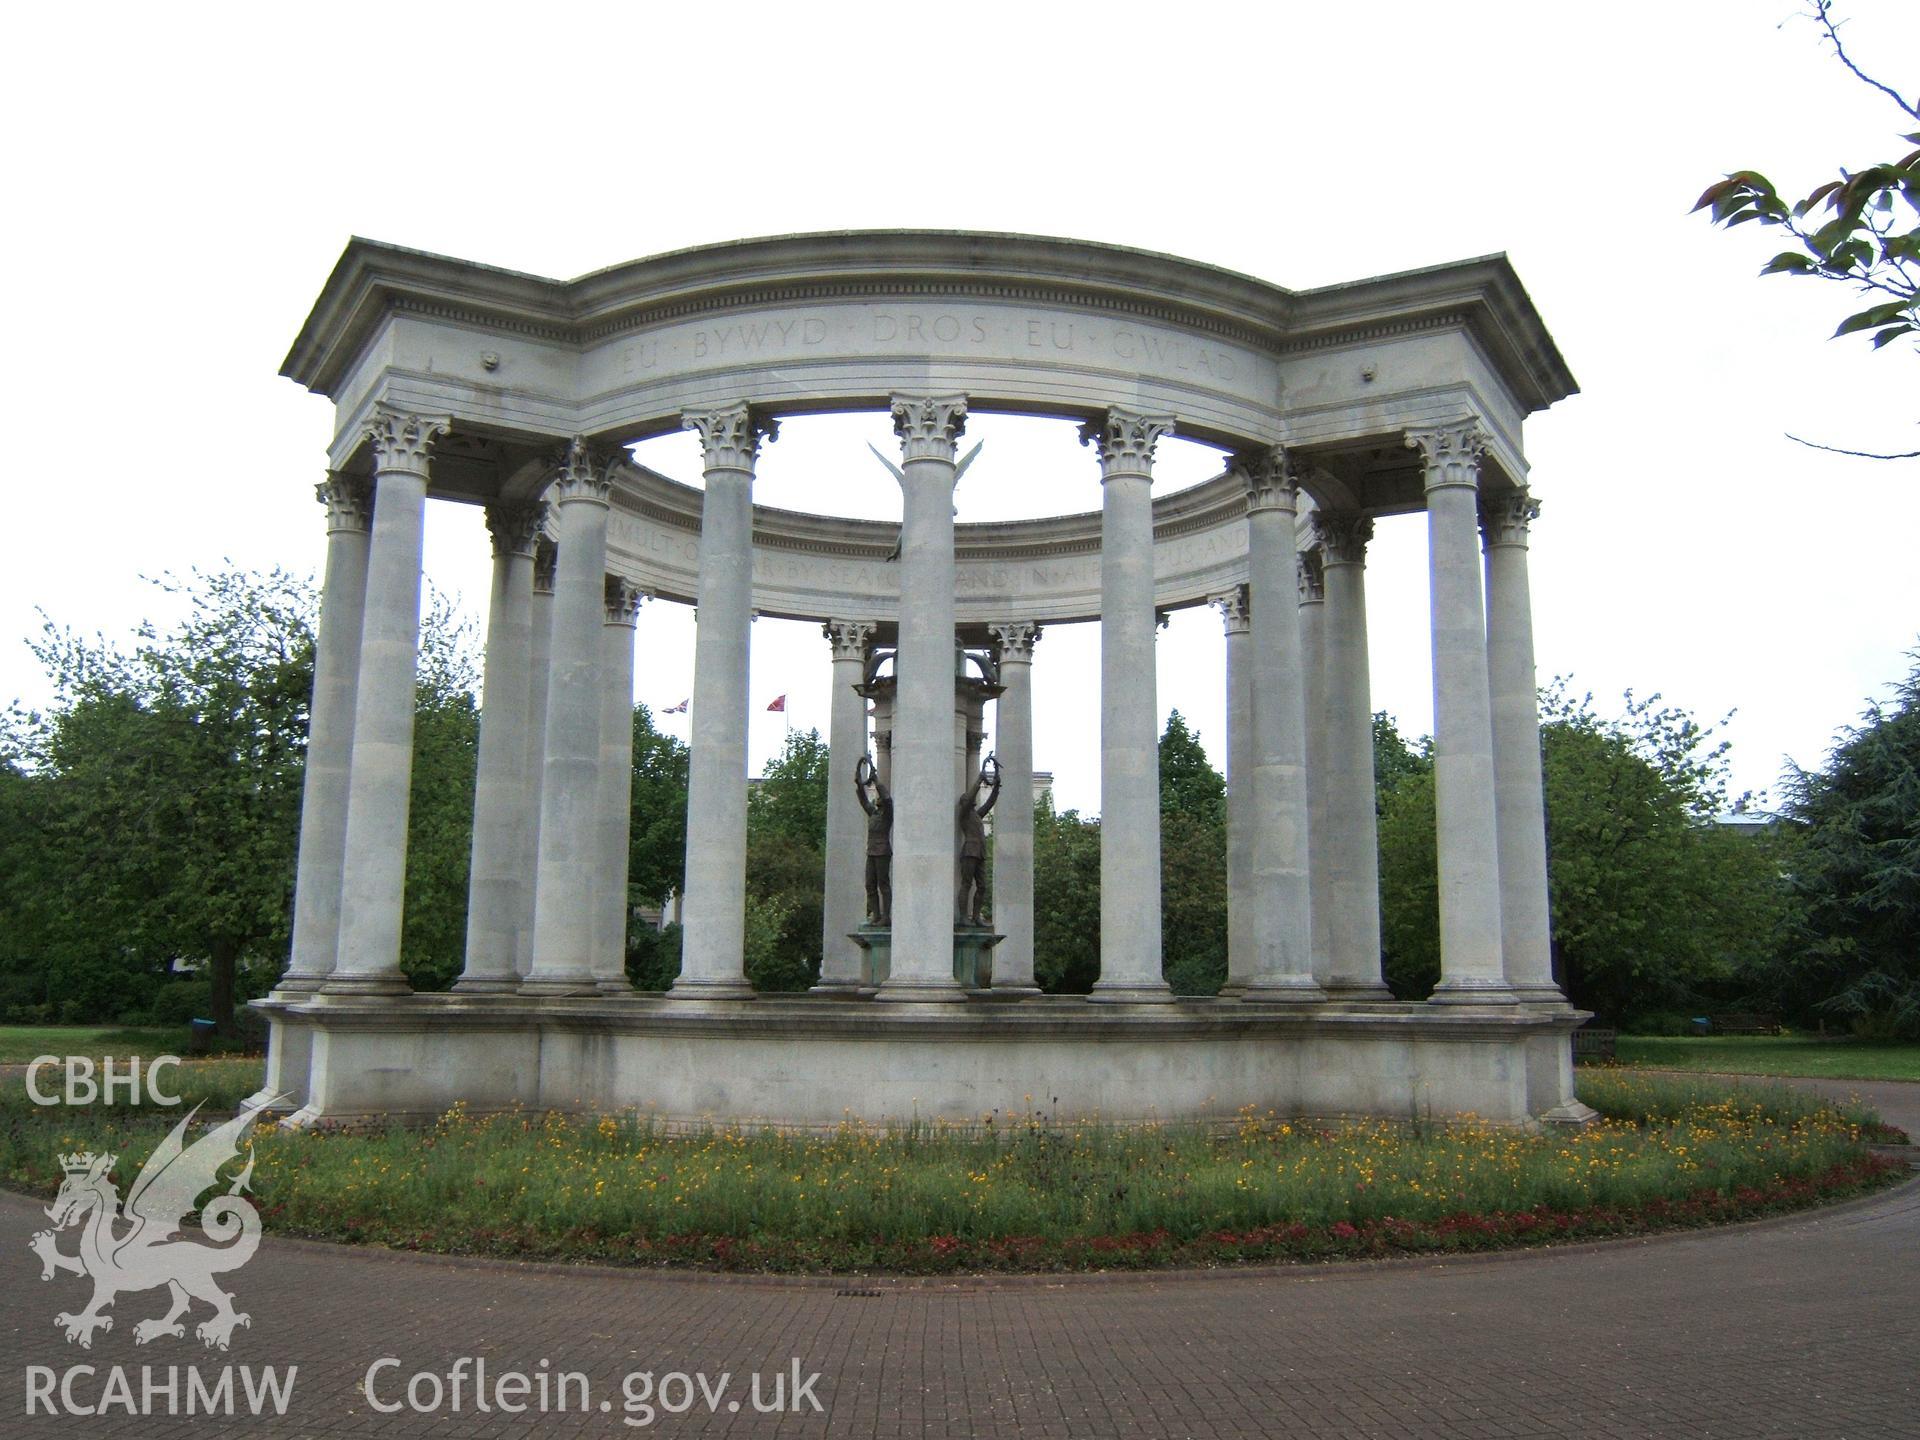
766,694,787,713
663,698,689,714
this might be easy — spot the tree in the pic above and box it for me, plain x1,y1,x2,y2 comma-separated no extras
1158,711,1228,994
1159,710,1225,826
2,569,485,1027
4,570,315,1030
1374,689,1794,1022
1693,2,1918,456
1778,649,1920,1038
742,728,829,990
1033,793,1101,993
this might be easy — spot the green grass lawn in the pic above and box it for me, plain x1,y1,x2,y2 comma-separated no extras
0,1023,253,1065
1617,1035,1920,1082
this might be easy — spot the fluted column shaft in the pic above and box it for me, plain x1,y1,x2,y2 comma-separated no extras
455,503,543,992
1317,513,1391,998
877,394,968,1002
1084,410,1174,1002
325,408,447,994
672,405,773,999
1408,422,1517,1003
990,622,1041,993
1217,588,1254,993
1299,549,1332,986
1483,490,1564,1003
281,476,372,992
524,440,614,994
816,619,875,990
1241,449,1324,1001
593,579,643,991
515,542,556,980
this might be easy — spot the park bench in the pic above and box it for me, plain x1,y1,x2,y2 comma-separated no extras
1691,1013,1782,1036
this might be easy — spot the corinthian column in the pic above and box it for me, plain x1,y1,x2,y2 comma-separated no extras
816,619,876,991
1299,546,1332,986
594,577,644,992
1214,587,1254,994
523,439,616,995
1314,512,1391,999
515,538,557,980
1082,409,1175,1003
324,407,447,994
876,394,969,1003
280,475,372,993
454,501,544,992
989,621,1042,994
1482,489,1565,1004
672,403,775,999
1240,448,1324,1002
1407,421,1517,1004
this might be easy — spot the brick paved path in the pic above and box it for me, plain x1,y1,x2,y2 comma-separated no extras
2,1078,1915,1439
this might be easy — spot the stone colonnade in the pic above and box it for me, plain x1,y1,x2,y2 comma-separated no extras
282,401,1561,1009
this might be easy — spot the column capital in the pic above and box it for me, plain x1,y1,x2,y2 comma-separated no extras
363,407,449,479
1297,548,1325,605
315,473,373,534
1405,420,1488,492
1211,585,1251,636
824,618,876,662
1312,510,1374,566
1479,488,1541,549
604,575,645,628
532,537,559,595
989,620,1042,662
683,403,778,473
1081,409,1175,478
890,394,969,463
485,500,547,559
547,436,618,506
1233,445,1300,514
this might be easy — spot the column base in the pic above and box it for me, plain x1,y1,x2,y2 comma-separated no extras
1428,978,1522,1006
810,977,869,995
874,975,968,1004
450,976,523,995
1322,980,1396,1002
269,976,327,997
988,982,1043,997
1539,1099,1601,1128
1240,977,1328,1005
595,978,635,995
1089,979,1175,1004
315,972,412,998
666,976,757,1001
1512,984,1574,1008
519,974,600,997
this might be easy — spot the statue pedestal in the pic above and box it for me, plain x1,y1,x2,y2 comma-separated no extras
849,925,893,989
953,925,1004,989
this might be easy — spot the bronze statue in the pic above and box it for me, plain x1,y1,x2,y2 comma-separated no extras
955,753,1000,925
854,754,893,925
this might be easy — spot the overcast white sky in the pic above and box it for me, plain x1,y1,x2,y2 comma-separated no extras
3,1,1915,816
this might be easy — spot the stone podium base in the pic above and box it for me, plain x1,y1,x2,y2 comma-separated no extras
849,925,892,988
248,993,1598,1132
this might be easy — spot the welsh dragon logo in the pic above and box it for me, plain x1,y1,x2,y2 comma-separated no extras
30,1102,268,1351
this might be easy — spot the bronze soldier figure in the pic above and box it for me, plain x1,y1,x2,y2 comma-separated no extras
955,753,1000,925
854,753,893,925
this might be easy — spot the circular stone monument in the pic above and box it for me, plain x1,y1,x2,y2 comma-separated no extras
252,231,1595,1130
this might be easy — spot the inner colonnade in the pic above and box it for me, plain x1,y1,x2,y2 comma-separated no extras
254,232,1594,1129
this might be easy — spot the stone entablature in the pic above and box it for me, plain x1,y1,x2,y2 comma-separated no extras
286,233,1573,507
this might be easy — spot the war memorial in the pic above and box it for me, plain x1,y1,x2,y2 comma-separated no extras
250,231,1596,1131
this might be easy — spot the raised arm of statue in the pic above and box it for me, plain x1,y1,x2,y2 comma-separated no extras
855,753,879,815
975,752,1001,817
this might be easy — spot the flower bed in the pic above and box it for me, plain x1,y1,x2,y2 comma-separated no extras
3,1065,1906,1274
